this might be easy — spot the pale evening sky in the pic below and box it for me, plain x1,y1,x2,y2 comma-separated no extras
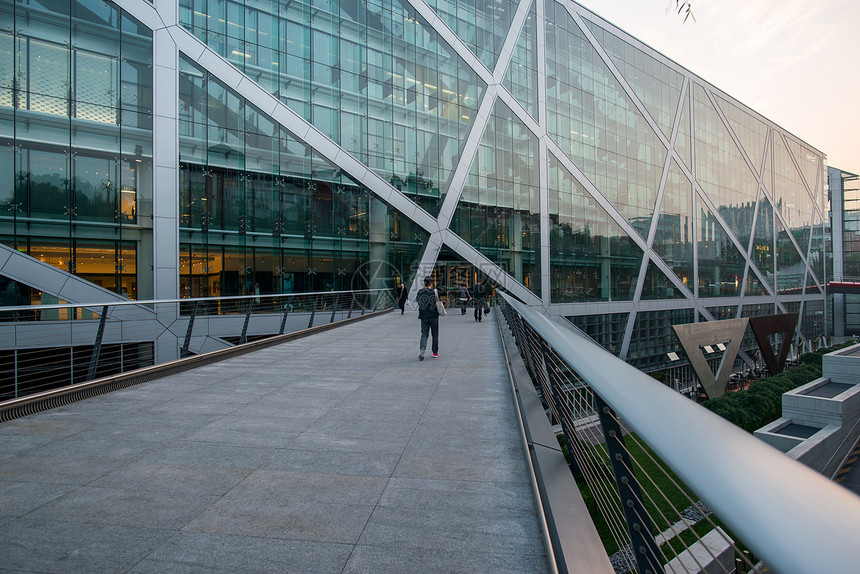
574,0,860,175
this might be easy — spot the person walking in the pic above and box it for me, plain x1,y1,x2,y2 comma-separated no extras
473,280,485,322
416,276,440,360
395,281,408,315
457,284,471,315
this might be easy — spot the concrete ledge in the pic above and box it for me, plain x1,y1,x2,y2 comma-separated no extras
664,528,734,574
495,313,613,574
755,344,860,477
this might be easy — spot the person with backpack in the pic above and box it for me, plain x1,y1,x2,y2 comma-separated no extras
416,276,441,360
473,280,485,322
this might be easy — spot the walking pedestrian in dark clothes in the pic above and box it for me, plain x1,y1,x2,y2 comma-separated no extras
395,282,408,314
473,281,485,322
457,284,470,314
416,277,440,360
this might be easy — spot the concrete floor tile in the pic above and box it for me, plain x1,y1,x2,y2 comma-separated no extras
128,532,352,574
0,518,174,573
28,486,221,530
184,498,375,544
0,480,77,518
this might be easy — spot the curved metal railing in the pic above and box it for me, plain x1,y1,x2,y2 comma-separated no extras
498,292,860,574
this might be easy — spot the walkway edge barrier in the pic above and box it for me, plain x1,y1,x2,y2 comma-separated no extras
500,292,860,574
0,308,393,423
495,310,614,574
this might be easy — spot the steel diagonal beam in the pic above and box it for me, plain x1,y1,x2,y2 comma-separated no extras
403,0,493,86
545,140,694,304
492,0,533,85
572,8,672,152
434,85,498,231
404,0,540,146
111,0,441,238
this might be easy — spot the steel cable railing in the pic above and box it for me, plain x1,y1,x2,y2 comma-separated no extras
0,288,393,405
498,292,860,574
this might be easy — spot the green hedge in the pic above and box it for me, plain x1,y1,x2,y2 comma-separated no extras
702,343,857,432
702,364,821,431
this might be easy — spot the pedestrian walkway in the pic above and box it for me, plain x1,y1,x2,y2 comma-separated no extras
0,309,549,573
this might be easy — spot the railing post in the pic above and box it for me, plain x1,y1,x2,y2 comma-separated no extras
181,301,198,358
86,305,110,381
329,293,340,323
594,394,663,574
347,295,354,319
239,300,253,345
540,340,583,478
308,296,318,329
279,299,290,335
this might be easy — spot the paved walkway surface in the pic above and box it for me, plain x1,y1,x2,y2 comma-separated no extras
0,309,549,573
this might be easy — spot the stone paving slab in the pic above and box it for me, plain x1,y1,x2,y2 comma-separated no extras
0,310,549,573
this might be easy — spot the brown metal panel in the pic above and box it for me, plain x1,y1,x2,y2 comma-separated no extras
672,318,749,399
749,313,799,376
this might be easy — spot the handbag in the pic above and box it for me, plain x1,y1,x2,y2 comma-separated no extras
434,289,447,315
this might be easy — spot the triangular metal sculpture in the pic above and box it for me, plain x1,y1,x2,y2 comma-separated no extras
749,313,799,376
672,318,749,399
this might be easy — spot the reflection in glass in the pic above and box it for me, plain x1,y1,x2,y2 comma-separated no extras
549,155,642,303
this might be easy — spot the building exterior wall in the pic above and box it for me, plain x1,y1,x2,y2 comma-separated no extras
0,0,828,371
829,166,860,338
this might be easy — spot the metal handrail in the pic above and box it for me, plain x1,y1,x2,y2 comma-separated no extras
500,292,860,574
0,288,390,313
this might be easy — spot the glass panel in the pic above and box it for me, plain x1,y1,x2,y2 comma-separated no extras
693,84,758,249
773,132,813,253
751,194,775,284
27,149,69,220
180,0,486,217
73,154,115,223
785,137,820,196
803,299,825,342
177,54,424,298
627,308,694,371
706,305,737,321
425,0,519,70
549,152,642,303
502,0,538,119
744,266,769,296
450,100,540,295
776,217,805,294
714,94,767,174
28,39,70,117
675,91,691,171
809,221,825,288
641,260,683,300
586,20,684,141
652,158,693,287
1,2,152,294
546,3,666,238
569,312,628,356
697,199,744,298
75,50,118,124
0,32,13,109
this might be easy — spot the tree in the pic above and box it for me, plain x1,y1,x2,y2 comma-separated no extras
671,1,694,22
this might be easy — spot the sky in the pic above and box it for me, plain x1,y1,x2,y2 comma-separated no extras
573,0,860,174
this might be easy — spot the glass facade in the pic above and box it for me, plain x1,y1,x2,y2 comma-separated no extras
0,0,828,370
0,1,152,300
